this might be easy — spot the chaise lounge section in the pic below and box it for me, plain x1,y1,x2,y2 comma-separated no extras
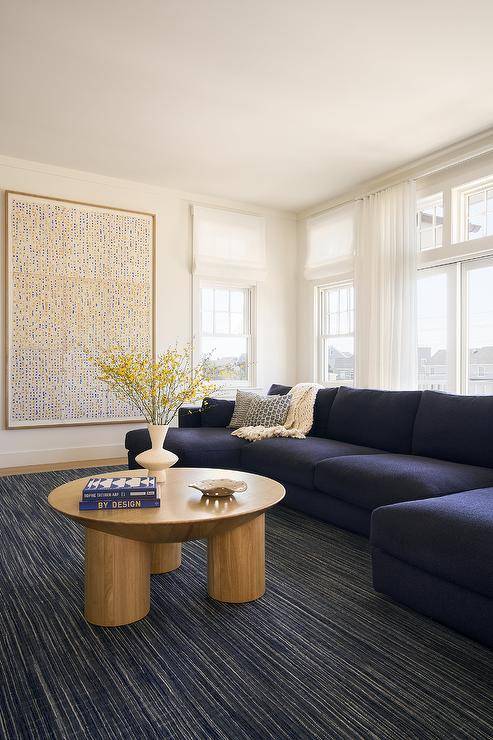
370,390,493,649
125,384,493,647
371,488,493,649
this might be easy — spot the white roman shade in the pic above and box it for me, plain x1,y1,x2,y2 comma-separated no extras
192,205,267,281
304,202,358,279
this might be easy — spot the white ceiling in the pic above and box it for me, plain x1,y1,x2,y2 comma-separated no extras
1,0,493,212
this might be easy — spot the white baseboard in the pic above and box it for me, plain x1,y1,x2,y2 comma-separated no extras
0,443,127,469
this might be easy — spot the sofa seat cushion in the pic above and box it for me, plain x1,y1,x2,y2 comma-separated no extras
371,488,493,599
126,427,249,468
240,437,381,488
314,454,493,511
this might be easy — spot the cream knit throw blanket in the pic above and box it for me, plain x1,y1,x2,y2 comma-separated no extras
231,382,322,441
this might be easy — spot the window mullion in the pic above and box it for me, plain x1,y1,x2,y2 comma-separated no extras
484,190,488,236
320,289,325,381
211,287,216,336
227,288,232,335
453,262,461,394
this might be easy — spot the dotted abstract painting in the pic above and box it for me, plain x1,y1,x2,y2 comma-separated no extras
6,192,154,427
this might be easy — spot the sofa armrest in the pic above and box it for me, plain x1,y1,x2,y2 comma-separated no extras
178,406,202,427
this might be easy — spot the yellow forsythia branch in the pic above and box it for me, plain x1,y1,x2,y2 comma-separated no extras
87,343,219,424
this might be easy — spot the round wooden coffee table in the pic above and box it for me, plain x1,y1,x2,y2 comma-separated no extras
48,468,285,627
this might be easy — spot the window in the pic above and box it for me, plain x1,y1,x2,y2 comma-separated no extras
453,176,493,244
192,205,264,389
198,282,255,386
417,267,453,391
317,282,354,385
416,194,443,251
464,184,493,241
416,161,493,394
463,258,493,395
417,256,493,395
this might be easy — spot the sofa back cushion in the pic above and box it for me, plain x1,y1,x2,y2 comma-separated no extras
309,387,339,437
267,384,291,396
412,390,493,468
326,386,422,453
267,384,338,437
200,398,235,427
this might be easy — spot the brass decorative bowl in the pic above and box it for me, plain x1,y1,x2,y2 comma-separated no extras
189,478,248,498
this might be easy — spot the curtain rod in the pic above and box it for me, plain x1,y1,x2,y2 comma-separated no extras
308,141,493,220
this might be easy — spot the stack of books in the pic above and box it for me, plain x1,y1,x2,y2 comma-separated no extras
79,476,160,511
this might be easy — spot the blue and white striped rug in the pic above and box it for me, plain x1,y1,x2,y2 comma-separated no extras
1,467,493,739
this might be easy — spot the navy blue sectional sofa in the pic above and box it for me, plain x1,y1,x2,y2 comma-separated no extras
125,385,493,648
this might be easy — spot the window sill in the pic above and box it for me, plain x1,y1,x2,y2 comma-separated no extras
213,386,262,399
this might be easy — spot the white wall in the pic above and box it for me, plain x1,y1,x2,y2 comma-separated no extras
0,156,297,467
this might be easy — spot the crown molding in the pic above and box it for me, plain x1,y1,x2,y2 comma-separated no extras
297,126,493,221
0,154,296,220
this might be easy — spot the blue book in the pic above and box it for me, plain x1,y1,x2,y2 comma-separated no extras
82,488,157,501
82,476,157,496
79,498,160,511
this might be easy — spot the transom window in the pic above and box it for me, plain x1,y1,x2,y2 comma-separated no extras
317,283,354,385
199,283,254,385
452,176,493,244
416,194,443,251
465,186,493,241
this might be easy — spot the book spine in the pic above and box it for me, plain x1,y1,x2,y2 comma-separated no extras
82,489,157,501
79,498,160,511
82,478,157,495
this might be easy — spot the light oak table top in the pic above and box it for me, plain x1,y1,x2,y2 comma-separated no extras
48,467,286,544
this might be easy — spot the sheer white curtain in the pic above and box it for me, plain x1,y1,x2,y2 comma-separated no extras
355,181,417,389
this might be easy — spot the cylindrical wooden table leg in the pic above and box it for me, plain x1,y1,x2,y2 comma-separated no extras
151,543,182,574
207,514,265,603
84,528,150,626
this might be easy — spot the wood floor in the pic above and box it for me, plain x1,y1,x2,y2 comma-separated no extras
0,458,127,477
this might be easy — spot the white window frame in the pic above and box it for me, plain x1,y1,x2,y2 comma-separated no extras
461,254,493,395
418,254,493,394
455,175,493,245
315,279,355,387
417,263,459,393
416,193,443,252
193,276,257,389
416,163,493,394
417,175,493,271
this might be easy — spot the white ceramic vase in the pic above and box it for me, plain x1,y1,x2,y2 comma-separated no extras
135,424,178,483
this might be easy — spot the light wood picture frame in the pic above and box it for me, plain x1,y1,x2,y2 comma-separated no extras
5,191,156,429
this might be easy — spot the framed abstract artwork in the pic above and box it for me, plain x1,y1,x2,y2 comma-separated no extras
5,191,155,428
